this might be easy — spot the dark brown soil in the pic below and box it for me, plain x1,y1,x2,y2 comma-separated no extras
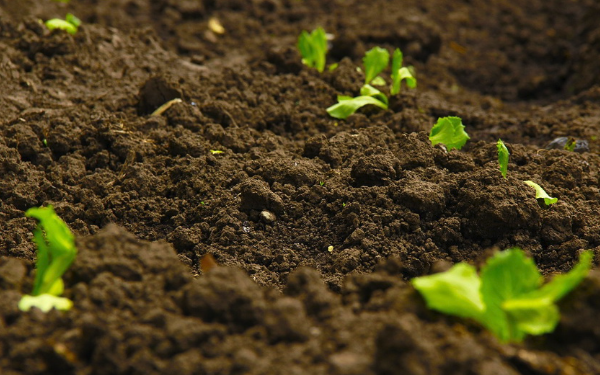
1,0,600,374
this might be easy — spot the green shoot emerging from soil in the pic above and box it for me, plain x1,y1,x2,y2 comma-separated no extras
497,139,509,178
391,49,417,95
326,84,388,119
297,27,327,73
326,47,416,119
429,116,470,151
45,13,81,35
18,206,77,313
524,181,557,205
412,248,593,343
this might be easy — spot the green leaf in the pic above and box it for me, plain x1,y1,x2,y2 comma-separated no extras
19,294,73,313
326,95,388,120
497,139,509,178
412,263,485,320
370,76,386,86
523,181,557,205
45,18,78,35
360,84,388,106
412,248,593,343
25,206,77,296
363,47,389,84
479,248,543,341
390,49,417,95
65,13,81,28
297,27,327,73
429,116,470,151
328,63,339,72
524,250,593,302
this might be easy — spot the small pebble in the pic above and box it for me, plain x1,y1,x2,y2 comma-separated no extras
545,137,589,153
260,210,276,223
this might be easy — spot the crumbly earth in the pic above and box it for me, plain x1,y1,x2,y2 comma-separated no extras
1,0,600,374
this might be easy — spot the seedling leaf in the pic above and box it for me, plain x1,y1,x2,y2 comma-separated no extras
298,27,327,73
45,13,81,35
391,49,417,95
363,47,389,84
18,294,73,313
497,139,509,178
412,263,485,320
412,248,592,343
326,95,388,120
429,116,470,151
524,181,557,205
21,206,77,313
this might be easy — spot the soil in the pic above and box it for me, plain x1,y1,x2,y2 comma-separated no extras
1,0,600,374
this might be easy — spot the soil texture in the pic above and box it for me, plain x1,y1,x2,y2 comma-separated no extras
1,0,600,374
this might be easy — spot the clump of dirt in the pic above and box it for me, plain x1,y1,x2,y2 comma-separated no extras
1,0,600,373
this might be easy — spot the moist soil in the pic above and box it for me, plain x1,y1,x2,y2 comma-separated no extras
2,0,600,374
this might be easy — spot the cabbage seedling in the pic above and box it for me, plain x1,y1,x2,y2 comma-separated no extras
297,27,327,73
524,181,557,205
18,206,77,313
45,13,81,35
497,139,509,178
327,47,416,119
413,248,593,343
429,116,470,151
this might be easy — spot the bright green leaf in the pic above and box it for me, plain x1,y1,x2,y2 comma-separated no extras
45,19,78,35
297,27,327,73
65,13,81,28
363,47,389,84
497,139,509,178
429,116,470,151
524,181,557,206
412,248,592,343
479,248,543,341
19,294,73,313
359,84,388,106
412,263,485,320
326,95,388,120
370,76,386,86
25,206,77,296
391,49,417,95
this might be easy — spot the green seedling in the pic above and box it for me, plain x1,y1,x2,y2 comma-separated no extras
210,150,224,155
363,47,389,85
18,206,77,312
45,13,81,35
297,27,327,73
524,181,557,205
429,116,470,151
391,49,417,95
327,47,416,119
497,139,509,178
326,84,388,119
413,248,593,343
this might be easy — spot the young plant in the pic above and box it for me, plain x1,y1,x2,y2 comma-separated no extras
363,47,389,85
497,139,509,178
45,13,81,35
412,248,593,343
297,27,327,73
524,181,557,206
429,116,470,151
326,47,417,120
390,48,416,95
326,84,388,119
18,206,77,313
